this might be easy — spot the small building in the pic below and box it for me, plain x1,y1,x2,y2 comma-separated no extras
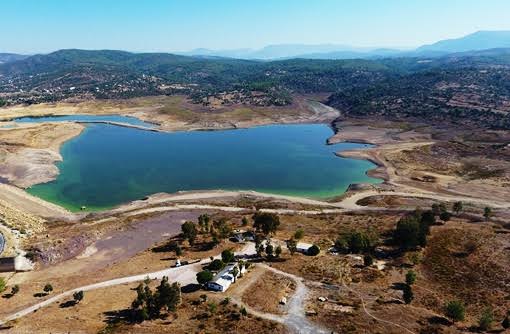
206,262,245,292
296,242,313,254
0,256,34,272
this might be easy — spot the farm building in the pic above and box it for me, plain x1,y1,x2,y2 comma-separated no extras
206,262,246,292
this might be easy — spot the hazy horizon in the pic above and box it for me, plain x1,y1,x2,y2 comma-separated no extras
1,0,510,54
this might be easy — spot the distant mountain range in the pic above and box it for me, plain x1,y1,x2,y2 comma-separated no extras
177,30,510,60
2,30,510,63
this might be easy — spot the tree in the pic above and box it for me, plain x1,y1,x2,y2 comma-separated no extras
240,307,248,316
232,266,239,282
156,277,181,312
181,221,197,245
208,259,225,271
73,290,84,304
196,270,214,285
0,99,6,107
265,243,274,258
43,284,53,294
174,244,183,256
483,207,492,221
363,254,373,267
453,201,463,215
478,307,493,331
256,243,265,257
287,239,297,255
431,203,441,216
294,228,304,240
403,284,413,304
198,214,210,232
405,270,417,285
275,245,282,258
221,249,235,263
0,278,5,293
307,245,320,256
445,300,465,322
241,217,249,226
214,218,232,240
394,216,422,250
131,277,180,321
253,212,280,235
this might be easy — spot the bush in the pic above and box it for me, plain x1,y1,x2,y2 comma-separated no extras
43,284,53,294
307,245,320,256
445,300,465,322
196,270,214,285
73,290,84,303
335,229,379,254
478,307,493,331
11,285,20,295
439,211,451,222
208,259,225,271
208,302,217,314
294,228,304,240
363,254,373,266
405,270,417,285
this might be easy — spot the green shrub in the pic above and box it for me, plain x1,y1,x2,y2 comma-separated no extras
196,270,214,285
445,300,465,322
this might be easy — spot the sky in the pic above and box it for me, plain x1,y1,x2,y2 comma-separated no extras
1,0,510,54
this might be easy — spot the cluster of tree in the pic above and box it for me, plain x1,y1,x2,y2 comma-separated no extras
131,276,181,322
179,214,233,250
255,239,282,259
334,228,379,254
327,67,510,130
252,212,280,235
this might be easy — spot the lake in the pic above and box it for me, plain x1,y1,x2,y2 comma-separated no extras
18,116,380,211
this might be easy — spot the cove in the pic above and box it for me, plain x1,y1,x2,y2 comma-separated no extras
22,118,380,211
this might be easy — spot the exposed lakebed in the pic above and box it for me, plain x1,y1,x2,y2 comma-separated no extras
13,115,381,211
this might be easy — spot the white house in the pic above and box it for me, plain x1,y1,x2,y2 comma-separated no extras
206,262,246,292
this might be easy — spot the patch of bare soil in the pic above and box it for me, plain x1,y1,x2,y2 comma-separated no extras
240,271,296,315
420,222,510,321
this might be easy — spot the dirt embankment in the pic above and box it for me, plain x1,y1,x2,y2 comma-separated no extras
0,122,84,188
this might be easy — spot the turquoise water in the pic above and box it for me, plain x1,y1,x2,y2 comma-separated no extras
14,114,156,128
21,118,380,211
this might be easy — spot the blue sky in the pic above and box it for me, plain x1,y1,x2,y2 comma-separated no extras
1,0,509,54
